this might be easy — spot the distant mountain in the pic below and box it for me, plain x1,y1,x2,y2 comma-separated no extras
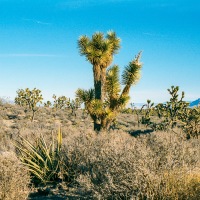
190,98,200,107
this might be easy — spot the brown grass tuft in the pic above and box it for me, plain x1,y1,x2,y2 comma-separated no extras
0,152,31,200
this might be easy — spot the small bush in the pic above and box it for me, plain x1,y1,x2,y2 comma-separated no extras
0,152,30,200
157,168,200,200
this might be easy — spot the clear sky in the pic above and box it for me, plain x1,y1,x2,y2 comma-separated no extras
0,0,199,103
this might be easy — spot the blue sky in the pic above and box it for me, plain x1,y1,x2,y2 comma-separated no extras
0,0,199,103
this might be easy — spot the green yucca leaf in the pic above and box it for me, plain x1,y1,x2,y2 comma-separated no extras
57,126,62,152
44,159,50,172
39,144,53,166
22,158,44,174
51,132,55,159
15,127,64,185
39,134,48,150
15,143,42,163
17,136,45,163
27,168,46,183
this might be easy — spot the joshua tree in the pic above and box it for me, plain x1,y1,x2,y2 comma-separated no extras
15,88,43,121
52,95,69,110
76,48,142,131
68,98,81,117
78,31,120,101
44,100,52,108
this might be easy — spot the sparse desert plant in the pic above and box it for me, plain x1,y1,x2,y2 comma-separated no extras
15,127,66,186
15,88,43,121
155,86,189,130
77,36,142,131
179,106,200,139
156,168,200,200
0,82,199,199
131,103,146,127
141,100,154,125
68,98,81,117
150,86,200,138
52,94,69,111
0,152,30,200
44,100,52,108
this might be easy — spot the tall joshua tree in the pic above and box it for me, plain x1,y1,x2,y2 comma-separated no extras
78,31,120,101
77,31,142,131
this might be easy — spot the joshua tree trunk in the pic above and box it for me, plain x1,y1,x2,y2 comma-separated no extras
94,121,101,131
93,65,107,102
93,116,101,131
93,116,109,132
93,65,107,131
93,65,102,100
31,110,35,122
121,82,131,97
101,117,109,131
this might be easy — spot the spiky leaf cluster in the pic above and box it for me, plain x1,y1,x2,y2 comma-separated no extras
15,128,65,185
76,89,95,105
78,31,120,68
121,51,142,96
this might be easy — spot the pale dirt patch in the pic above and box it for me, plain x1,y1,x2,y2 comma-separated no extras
2,119,14,127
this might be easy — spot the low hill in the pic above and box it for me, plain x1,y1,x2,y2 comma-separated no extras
190,98,200,107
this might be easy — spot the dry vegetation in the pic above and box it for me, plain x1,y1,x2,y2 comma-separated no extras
0,100,199,200
0,152,30,200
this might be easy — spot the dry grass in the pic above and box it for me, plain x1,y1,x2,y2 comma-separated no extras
62,130,200,199
0,102,199,199
0,152,31,200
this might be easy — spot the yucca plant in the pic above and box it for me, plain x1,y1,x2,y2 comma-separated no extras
14,127,64,186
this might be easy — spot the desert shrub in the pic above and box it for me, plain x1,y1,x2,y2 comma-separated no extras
146,86,200,139
0,107,9,120
121,108,133,114
0,99,199,199
62,130,200,199
156,168,200,200
0,152,30,200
